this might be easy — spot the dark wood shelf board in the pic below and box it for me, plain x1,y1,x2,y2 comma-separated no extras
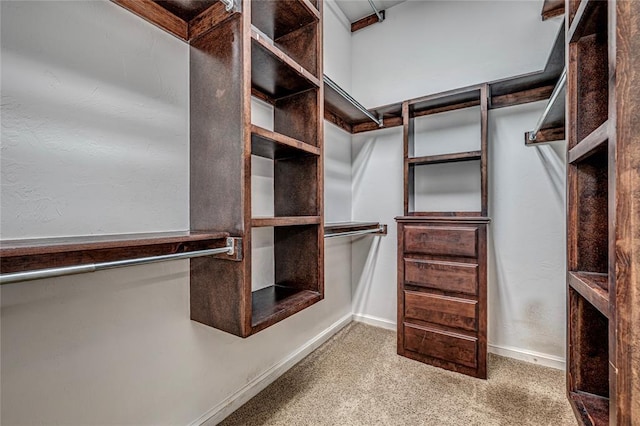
1,231,230,274
396,215,491,224
324,82,373,124
112,0,236,42
252,0,319,41
351,10,385,33
324,221,381,235
251,125,320,159
569,121,608,164
569,271,609,317
251,216,321,227
251,285,322,332
408,151,482,166
542,0,565,20
568,0,608,43
154,0,220,21
569,391,610,426
408,85,482,116
251,29,319,101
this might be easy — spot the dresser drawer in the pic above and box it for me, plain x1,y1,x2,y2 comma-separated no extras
404,225,478,258
404,290,478,331
404,323,478,368
404,258,478,295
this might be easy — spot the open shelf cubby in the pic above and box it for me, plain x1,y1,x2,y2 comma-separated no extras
572,2,608,149
571,148,608,277
250,224,322,333
187,0,323,338
568,288,610,426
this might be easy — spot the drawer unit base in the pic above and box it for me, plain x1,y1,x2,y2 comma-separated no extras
396,217,489,379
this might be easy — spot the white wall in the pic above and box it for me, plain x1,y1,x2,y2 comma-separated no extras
0,1,354,424
350,1,567,364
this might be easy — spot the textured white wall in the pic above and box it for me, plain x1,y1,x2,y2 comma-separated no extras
488,101,566,359
350,1,567,362
0,1,354,424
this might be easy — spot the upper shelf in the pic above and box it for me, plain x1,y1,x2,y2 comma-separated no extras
541,0,565,20
251,29,320,101
251,0,319,41
408,85,482,116
525,68,566,145
0,231,230,275
568,0,607,43
323,75,401,134
112,0,237,42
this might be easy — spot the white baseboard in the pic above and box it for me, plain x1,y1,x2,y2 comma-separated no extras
488,343,565,370
352,313,396,331
192,313,353,426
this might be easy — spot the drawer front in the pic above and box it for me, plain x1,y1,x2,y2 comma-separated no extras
404,323,478,368
404,291,478,331
404,259,478,295
404,225,478,258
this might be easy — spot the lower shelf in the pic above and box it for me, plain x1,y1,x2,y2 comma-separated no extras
569,391,609,426
251,285,321,332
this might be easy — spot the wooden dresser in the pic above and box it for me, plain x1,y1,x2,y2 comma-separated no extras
396,217,489,379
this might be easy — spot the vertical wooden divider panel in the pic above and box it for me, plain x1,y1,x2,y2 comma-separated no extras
190,14,250,336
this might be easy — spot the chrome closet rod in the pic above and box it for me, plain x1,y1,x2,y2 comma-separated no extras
528,68,567,141
0,240,236,285
323,75,383,127
324,226,386,239
220,0,234,12
367,0,384,22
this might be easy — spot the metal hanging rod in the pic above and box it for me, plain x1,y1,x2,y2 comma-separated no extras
0,238,237,285
323,75,384,127
220,0,234,12
367,0,384,22
325,225,386,239
529,68,566,141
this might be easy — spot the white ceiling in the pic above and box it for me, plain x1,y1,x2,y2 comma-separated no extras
334,0,408,23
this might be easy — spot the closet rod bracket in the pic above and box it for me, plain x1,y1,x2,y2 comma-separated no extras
220,0,234,12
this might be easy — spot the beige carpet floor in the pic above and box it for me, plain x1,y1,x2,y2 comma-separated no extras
220,322,576,426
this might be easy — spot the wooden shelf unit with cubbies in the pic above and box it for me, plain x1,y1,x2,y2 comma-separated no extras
565,0,640,424
114,0,324,338
396,84,490,379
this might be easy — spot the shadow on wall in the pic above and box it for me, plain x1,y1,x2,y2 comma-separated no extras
351,236,382,317
351,134,376,195
534,144,565,206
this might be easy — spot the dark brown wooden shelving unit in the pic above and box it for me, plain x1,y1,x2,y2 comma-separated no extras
112,0,324,337
566,1,640,424
0,231,230,275
395,83,490,380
